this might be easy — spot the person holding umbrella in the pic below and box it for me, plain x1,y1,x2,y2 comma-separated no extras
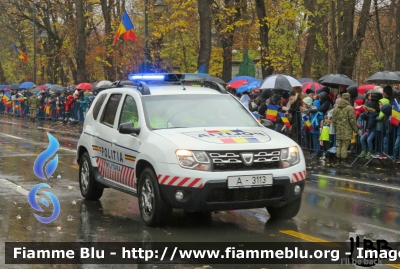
332,93,359,167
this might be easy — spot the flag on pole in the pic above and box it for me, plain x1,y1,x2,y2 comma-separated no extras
13,44,28,62
303,115,313,131
390,99,400,126
266,104,278,121
113,11,137,45
279,112,291,127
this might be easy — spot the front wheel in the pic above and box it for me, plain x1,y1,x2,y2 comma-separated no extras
79,152,103,200
138,167,172,227
266,196,302,220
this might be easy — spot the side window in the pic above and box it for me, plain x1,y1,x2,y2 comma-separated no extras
101,94,122,127
119,95,139,127
93,94,107,120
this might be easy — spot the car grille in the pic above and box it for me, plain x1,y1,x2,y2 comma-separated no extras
206,185,285,202
208,150,281,171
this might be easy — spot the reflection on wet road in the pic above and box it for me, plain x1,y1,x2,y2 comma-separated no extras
1,118,400,269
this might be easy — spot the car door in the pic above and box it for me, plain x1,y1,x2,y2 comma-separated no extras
114,94,142,191
93,93,124,183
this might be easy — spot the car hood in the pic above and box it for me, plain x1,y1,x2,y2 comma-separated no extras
152,127,297,150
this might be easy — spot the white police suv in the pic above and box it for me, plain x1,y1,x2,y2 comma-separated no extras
77,74,306,227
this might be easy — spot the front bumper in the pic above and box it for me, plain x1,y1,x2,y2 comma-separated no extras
159,176,304,212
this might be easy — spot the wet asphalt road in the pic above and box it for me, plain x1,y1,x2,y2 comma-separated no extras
1,116,400,269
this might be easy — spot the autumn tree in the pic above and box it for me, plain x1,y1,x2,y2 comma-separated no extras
197,0,213,73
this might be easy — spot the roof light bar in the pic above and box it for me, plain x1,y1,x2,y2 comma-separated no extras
128,73,211,82
128,74,165,80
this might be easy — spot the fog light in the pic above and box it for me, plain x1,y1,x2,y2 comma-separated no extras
294,185,301,195
175,191,184,201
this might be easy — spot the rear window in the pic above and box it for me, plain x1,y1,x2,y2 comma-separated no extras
101,94,122,127
92,94,107,120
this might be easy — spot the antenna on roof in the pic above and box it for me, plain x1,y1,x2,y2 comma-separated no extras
174,73,186,91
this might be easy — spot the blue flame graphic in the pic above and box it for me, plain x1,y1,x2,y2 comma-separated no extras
33,133,59,180
28,183,60,224
29,133,61,224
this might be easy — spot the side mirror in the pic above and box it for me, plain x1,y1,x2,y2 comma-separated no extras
119,122,140,135
260,119,274,129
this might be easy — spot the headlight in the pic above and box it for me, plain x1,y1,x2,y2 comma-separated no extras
176,150,211,171
281,146,300,168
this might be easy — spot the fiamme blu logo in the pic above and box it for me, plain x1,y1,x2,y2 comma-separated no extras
28,133,61,224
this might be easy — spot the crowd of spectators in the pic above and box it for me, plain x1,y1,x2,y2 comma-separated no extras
233,84,400,166
0,89,96,125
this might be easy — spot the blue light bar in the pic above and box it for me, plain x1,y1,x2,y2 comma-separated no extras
128,74,165,80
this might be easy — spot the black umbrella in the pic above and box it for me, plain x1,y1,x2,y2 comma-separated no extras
31,88,42,93
319,74,356,88
318,74,351,83
10,84,19,90
366,71,400,85
206,76,225,84
49,84,64,93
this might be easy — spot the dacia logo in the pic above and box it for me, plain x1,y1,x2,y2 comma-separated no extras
241,153,254,166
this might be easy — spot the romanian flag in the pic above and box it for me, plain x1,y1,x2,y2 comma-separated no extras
113,11,137,45
125,154,136,162
13,44,28,62
279,112,291,127
92,145,101,152
2,91,11,105
390,99,400,127
303,115,313,131
266,104,278,121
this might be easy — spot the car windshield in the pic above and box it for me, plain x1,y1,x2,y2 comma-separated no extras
142,94,259,129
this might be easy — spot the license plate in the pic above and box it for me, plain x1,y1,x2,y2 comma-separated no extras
227,174,273,188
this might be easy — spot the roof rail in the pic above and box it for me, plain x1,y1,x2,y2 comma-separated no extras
111,80,137,88
137,82,151,95
205,81,228,94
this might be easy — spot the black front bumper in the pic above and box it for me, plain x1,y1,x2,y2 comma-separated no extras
159,177,304,212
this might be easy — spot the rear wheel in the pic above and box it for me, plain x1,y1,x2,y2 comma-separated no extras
266,196,301,220
79,152,103,200
138,167,172,227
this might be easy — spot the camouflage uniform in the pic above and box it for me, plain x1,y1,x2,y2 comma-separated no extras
29,94,39,120
332,96,358,162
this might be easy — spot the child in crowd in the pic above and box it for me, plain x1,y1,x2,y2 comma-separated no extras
375,98,389,156
359,101,378,159
379,104,394,159
319,114,331,160
354,99,365,118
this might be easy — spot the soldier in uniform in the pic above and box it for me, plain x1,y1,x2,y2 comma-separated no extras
332,92,358,167
29,93,39,121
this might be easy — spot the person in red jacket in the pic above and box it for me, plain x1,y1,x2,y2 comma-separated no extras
354,99,365,118
65,94,74,121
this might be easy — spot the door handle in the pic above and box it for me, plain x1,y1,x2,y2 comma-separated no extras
111,139,117,147
94,133,99,138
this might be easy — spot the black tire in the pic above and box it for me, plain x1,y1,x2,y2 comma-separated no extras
138,167,172,227
266,196,302,220
79,152,103,200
